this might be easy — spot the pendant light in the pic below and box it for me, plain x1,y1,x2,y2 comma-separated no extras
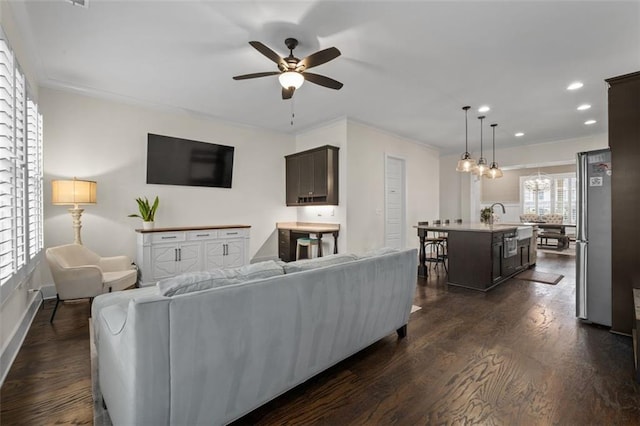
486,123,503,179
473,115,488,176
456,106,476,172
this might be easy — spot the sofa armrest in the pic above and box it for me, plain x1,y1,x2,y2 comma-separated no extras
99,255,134,272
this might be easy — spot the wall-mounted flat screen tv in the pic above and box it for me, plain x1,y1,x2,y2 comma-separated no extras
147,133,234,188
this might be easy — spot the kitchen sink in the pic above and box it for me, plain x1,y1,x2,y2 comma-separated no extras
516,226,533,240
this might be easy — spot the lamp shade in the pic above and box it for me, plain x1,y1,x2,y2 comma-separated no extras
278,71,304,89
52,179,97,206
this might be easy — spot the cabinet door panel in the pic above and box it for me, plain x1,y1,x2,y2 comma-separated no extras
492,243,503,282
285,156,300,206
312,150,327,196
178,243,202,273
298,153,314,196
151,245,178,279
224,239,245,267
204,241,225,270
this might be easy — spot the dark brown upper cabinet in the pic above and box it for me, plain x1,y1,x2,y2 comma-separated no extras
285,145,339,206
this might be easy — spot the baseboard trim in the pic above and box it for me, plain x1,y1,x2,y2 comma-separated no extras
0,292,42,387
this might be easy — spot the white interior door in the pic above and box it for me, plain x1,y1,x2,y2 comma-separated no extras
385,155,406,249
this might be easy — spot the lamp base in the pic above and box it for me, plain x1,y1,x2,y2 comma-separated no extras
68,207,84,245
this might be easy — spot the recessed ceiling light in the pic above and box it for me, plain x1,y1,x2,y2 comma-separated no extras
567,82,584,90
585,120,597,125
478,105,490,113
577,104,591,111
515,132,524,137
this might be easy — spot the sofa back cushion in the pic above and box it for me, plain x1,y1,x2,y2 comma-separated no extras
282,253,358,274
158,260,284,296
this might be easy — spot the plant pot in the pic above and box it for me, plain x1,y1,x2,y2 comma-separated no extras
142,221,155,230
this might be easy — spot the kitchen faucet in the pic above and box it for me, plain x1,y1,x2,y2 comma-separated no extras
489,202,506,225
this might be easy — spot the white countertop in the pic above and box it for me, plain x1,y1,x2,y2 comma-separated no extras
415,222,533,233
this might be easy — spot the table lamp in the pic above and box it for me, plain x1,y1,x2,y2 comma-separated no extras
52,178,97,245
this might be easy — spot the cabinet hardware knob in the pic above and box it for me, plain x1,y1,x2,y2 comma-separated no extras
227,232,238,235
196,234,209,237
162,236,177,239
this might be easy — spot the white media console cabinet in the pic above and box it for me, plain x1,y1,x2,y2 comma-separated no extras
135,225,251,287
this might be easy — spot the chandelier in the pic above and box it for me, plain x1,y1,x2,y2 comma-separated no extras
524,171,551,192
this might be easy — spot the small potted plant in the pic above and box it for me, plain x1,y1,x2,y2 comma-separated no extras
480,207,492,223
129,196,159,230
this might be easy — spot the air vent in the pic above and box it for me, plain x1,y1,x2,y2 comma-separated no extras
66,0,88,8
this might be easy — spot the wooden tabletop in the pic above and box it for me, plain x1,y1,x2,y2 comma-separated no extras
276,222,340,233
135,225,251,233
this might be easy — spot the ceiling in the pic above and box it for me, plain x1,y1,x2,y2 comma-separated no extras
8,1,640,154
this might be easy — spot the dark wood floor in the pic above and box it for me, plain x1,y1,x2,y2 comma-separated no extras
2,252,640,425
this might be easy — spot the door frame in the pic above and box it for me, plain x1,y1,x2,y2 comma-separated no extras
384,154,407,248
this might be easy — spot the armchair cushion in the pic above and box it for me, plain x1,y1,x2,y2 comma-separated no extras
103,269,137,292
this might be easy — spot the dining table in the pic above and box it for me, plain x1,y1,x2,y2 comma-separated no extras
524,222,576,249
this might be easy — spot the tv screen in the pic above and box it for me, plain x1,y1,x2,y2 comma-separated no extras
146,134,234,188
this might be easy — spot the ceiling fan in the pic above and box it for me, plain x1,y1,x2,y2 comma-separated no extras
233,38,343,100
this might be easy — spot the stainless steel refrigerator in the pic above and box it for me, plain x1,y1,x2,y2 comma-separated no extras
576,148,612,326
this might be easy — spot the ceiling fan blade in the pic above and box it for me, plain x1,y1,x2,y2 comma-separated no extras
282,87,295,100
249,41,287,69
303,72,343,90
297,47,341,71
233,71,280,80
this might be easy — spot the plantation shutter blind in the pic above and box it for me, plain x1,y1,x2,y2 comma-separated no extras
0,38,16,284
27,99,43,259
14,65,26,270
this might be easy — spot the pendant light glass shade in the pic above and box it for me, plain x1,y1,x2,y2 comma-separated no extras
456,106,477,172
473,115,488,176
486,123,503,179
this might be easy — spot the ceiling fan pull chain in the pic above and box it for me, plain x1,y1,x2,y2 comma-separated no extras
291,98,295,126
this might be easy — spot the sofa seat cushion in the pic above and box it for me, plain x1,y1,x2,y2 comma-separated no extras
158,260,285,297
283,253,358,274
103,269,137,292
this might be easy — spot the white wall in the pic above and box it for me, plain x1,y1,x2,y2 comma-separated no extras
346,121,440,254
41,87,296,265
440,134,608,222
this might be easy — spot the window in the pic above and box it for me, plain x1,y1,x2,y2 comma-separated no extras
0,31,44,289
520,172,577,223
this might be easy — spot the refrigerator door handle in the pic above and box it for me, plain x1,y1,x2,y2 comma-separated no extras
576,241,588,319
576,152,588,241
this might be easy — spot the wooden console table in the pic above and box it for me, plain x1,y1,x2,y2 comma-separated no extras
276,222,340,262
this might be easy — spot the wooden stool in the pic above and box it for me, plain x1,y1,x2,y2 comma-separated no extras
296,237,319,260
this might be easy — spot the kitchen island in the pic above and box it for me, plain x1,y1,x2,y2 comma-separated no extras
415,223,533,291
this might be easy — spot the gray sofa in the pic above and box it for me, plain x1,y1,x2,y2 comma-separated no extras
92,248,417,425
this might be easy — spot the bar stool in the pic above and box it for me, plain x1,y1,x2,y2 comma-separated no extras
296,237,319,260
419,221,447,275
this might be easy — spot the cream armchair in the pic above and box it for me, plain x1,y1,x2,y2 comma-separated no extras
46,244,137,323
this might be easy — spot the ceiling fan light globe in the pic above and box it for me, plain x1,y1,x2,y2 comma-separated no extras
279,71,304,89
